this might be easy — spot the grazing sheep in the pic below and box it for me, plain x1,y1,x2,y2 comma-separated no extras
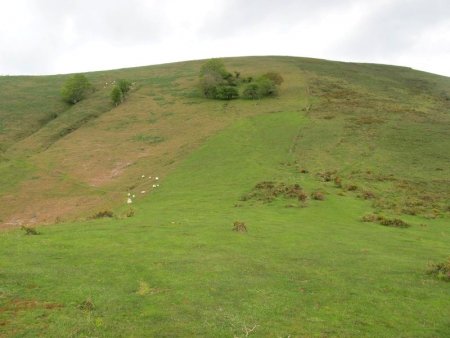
141,191,146,194
155,177,159,180
127,198,132,204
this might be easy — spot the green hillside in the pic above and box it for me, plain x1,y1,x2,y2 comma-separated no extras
0,56,449,337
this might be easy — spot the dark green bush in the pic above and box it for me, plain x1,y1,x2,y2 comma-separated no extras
257,77,277,97
215,85,239,100
242,83,260,99
118,79,132,94
111,79,132,106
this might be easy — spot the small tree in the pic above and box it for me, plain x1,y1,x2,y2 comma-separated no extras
61,74,91,104
199,72,224,98
111,79,132,106
199,58,228,78
199,58,240,99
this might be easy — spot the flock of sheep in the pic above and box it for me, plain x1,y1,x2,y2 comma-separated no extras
127,175,159,204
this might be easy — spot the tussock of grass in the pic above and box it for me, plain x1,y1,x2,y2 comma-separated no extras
20,225,40,235
78,298,95,311
232,221,247,233
427,258,450,281
136,281,150,296
310,191,325,201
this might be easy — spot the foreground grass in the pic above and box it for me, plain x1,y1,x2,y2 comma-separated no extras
1,112,449,337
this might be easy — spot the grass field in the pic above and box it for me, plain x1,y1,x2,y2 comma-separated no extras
0,56,449,337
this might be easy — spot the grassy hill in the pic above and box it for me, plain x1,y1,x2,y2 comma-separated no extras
0,56,449,337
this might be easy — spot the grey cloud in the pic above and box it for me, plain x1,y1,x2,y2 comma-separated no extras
200,0,357,38
34,0,164,45
1,0,449,75
0,0,165,74
335,0,450,58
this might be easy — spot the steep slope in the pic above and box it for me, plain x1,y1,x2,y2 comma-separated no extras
0,56,449,226
0,111,449,337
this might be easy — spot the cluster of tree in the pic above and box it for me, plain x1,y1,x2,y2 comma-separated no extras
60,75,133,107
111,79,132,106
198,59,283,100
60,74,92,104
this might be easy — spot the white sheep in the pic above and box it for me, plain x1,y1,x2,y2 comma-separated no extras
127,198,132,204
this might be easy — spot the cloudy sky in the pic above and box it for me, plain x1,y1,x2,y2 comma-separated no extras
1,0,449,76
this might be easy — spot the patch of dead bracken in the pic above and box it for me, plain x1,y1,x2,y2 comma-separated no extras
1,298,63,313
241,181,307,203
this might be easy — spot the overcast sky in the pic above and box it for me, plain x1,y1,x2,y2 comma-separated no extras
1,0,449,76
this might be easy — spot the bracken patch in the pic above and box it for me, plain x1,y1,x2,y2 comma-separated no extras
361,214,410,228
241,181,307,203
